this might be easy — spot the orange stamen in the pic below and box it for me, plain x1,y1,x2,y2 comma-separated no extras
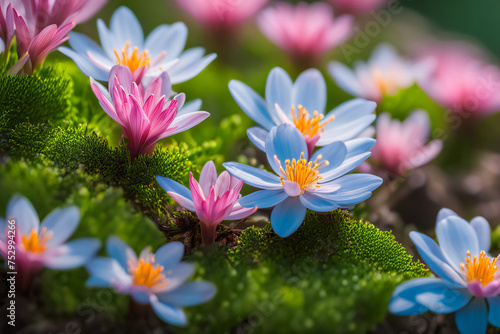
460,251,498,286
276,152,329,194
114,41,151,73
292,105,334,139
22,227,53,253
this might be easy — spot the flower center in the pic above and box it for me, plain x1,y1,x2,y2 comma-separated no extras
292,105,334,139
114,41,150,73
22,227,53,253
132,259,166,288
460,251,498,286
372,69,399,96
276,152,329,194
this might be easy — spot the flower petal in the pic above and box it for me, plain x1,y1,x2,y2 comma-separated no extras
266,67,293,119
238,190,288,208
45,238,101,269
455,298,488,334
144,23,187,61
40,206,80,247
310,141,347,173
270,196,307,237
199,161,218,196
488,296,500,327
409,231,466,287
223,163,282,190
86,257,131,287
6,195,39,235
150,300,187,326
247,126,268,151
291,68,326,114
470,216,491,252
328,62,364,97
106,235,136,271
110,6,144,49
156,176,193,202
265,124,308,175
436,208,458,223
436,216,480,272
157,282,216,307
154,241,185,271
229,80,275,130
299,192,339,212
226,203,257,220
168,48,216,84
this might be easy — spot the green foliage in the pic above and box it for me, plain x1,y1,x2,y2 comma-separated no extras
492,225,500,252
0,65,74,133
3,123,194,223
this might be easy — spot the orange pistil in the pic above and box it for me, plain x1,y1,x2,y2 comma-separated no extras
132,259,166,288
277,152,329,194
292,105,334,139
114,41,151,73
22,227,53,253
460,251,498,286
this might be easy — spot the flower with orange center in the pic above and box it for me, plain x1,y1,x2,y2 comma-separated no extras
292,105,335,140
461,251,498,287
276,152,329,194
114,41,151,74
22,227,53,253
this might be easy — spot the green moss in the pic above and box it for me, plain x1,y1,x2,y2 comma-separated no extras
0,65,74,134
4,123,194,223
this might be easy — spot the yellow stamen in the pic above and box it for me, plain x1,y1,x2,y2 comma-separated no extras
460,251,498,286
132,259,166,288
292,105,334,139
114,41,150,73
372,69,400,96
22,227,53,253
277,152,329,194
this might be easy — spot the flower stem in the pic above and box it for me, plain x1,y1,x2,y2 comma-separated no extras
200,223,217,246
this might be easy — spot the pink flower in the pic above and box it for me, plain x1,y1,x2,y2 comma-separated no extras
91,65,210,160
361,110,442,177
0,2,14,53
417,43,500,119
10,0,108,72
258,2,353,65
329,0,388,13
175,0,268,30
156,161,257,246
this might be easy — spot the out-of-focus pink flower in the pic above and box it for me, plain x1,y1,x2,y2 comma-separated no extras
0,2,14,53
360,110,442,177
156,161,257,246
258,2,353,65
329,0,388,14
91,65,210,160
417,43,500,119
10,0,108,72
175,0,268,30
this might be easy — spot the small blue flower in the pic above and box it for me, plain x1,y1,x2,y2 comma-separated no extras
223,124,382,237
229,67,377,155
86,236,216,326
389,208,500,334
59,6,216,85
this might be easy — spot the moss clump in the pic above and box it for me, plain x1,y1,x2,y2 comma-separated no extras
3,123,194,223
0,65,74,134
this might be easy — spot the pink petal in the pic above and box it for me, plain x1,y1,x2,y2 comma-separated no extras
226,203,257,220
199,161,218,196
283,181,301,197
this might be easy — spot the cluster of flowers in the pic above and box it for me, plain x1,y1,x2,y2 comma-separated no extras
1,1,499,332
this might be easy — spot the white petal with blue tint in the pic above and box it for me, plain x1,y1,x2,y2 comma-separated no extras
415,288,471,314
265,125,308,175
110,6,144,49
470,216,491,252
270,197,307,237
436,216,480,272
317,114,376,145
436,208,458,223
157,282,216,307
145,23,187,61
151,300,187,326
168,48,217,84
238,190,288,208
409,231,465,287
6,195,40,235
320,152,372,182
291,68,326,114
343,138,376,159
246,126,268,151
59,47,109,80
328,62,364,97
106,236,136,271
299,192,339,212
229,81,276,130
266,67,293,118
156,176,193,202
86,257,132,287
40,206,80,247
45,238,100,269
223,163,282,189
154,241,185,271
163,262,195,292
310,141,347,173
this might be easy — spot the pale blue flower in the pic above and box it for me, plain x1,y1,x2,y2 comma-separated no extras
229,67,376,155
0,195,100,272
86,236,216,326
59,6,216,85
223,124,382,237
389,208,500,334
